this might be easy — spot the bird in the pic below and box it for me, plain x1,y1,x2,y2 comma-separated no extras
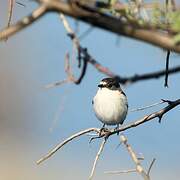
92,77,128,132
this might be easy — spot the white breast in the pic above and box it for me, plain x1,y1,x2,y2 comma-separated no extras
93,88,128,125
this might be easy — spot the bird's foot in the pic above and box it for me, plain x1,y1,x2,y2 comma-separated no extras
114,124,120,135
89,125,110,144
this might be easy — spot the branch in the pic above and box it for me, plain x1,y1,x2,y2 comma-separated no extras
147,158,156,176
1,0,180,52
36,127,100,165
0,4,47,40
60,13,89,84
116,65,180,85
105,169,137,174
43,0,180,53
89,138,107,180
112,98,180,135
164,50,171,87
105,135,155,179
130,101,165,112
47,65,180,88
7,0,14,29
120,134,150,180
36,98,180,166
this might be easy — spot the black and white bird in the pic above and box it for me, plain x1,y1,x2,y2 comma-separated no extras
92,78,128,130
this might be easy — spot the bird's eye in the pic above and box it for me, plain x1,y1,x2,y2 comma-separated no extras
115,83,120,88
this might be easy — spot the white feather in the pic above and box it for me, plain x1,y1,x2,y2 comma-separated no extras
93,87,128,125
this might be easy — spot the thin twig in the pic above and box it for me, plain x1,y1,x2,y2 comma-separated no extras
105,169,137,174
7,0,14,28
45,53,74,88
147,158,156,176
5,0,14,41
60,13,88,84
16,1,26,7
36,127,100,165
164,50,171,87
130,100,165,112
0,4,47,40
89,138,108,180
120,134,150,180
79,26,94,40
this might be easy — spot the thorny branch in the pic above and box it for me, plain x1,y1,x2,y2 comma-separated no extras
37,98,180,165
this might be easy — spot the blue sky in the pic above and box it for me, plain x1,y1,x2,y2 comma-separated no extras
0,1,180,180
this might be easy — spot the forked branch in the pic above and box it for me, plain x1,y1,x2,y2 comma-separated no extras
37,98,180,165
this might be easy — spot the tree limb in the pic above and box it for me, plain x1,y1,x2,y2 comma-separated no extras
0,4,47,40
36,127,100,165
120,134,150,180
89,138,107,180
1,0,180,52
36,98,180,165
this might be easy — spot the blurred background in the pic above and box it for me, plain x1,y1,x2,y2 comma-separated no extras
0,1,180,180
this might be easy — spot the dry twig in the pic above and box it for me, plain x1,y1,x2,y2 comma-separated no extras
89,138,108,180
7,0,14,29
36,127,100,165
105,135,155,179
147,158,156,176
164,50,171,87
0,4,47,40
120,134,150,180
105,169,137,174
130,100,165,112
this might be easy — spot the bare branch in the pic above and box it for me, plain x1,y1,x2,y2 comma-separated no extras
0,4,47,40
112,98,180,135
120,134,150,180
36,127,100,165
60,13,88,84
105,169,137,174
164,50,171,87
116,65,180,85
47,0,180,53
130,100,166,112
7,0,14,29
36,98,180,166
89,138,108,180
147,158,156,176
16,1,26,7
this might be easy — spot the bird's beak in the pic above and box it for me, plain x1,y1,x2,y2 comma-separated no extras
98,84,104,88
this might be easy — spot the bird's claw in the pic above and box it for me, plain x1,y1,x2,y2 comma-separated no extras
89,128,110,144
